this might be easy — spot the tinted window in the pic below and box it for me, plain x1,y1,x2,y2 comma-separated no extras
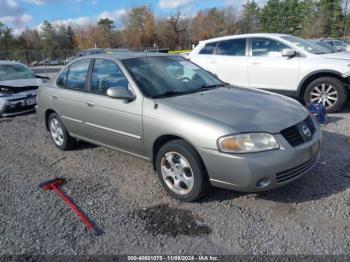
56,68,68,88
252,38,289,57
0,64,34,81
199,42,217,55
216,39,246,56
91,59,128,94
65,59,90,90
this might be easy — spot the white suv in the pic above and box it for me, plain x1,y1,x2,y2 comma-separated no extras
188,33,350,112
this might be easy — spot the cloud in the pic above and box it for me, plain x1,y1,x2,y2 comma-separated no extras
36,16,94,31
98,9,127,21
0,0,33,34
159,0,196,9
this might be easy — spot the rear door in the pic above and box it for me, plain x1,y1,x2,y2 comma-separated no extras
247,37,300,91
83,58,144,156
51,59,91,136
206,38,248,87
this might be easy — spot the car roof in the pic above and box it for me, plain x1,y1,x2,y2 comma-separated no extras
198,33,290,44
80,51,175,60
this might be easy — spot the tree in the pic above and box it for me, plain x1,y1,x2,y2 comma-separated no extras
40,20,56,56
121,6,156,50
241,0,260,33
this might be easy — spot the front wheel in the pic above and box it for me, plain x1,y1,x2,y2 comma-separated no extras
304,77,348,113
155,140,210,202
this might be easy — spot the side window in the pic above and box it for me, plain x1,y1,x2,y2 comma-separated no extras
252,38,289,57
91,59,129,95
65,59,90,90
216,39,246,56
56,68,68,88
199,42,217,55
334,40,346,47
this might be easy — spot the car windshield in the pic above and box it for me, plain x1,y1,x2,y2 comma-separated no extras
281,35,332,54
123,56,225,98
0,64,35,81
312,41,337,53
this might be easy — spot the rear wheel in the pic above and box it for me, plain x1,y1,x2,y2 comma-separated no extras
48,113,75,150
155,140,210,202
304,77,347,113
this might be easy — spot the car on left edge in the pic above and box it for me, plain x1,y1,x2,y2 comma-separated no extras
0,61,45,117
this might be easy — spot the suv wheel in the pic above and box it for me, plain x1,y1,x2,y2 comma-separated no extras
304,77,348,113
48,113,75,150
155,140,210,202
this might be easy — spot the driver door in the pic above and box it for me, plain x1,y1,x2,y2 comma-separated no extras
83,58,144,156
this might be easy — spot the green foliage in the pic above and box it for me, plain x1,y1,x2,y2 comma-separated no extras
241,0,260,33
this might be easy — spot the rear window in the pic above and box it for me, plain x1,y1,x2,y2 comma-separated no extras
199,42,217,55
216,39,246,56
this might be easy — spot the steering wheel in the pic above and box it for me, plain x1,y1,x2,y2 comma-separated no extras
179,77,191,82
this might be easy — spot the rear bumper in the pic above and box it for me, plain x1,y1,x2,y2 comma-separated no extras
199,128,322,192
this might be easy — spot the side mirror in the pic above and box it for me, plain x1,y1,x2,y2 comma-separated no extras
107,87,136,102
282,48,296,57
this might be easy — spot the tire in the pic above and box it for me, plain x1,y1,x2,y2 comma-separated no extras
155,139,210,202
304,77,348,113
48,113,75,151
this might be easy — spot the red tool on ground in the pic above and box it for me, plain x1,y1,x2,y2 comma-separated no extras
39,178,95,233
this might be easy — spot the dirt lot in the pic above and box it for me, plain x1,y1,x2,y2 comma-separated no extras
0,106,350,255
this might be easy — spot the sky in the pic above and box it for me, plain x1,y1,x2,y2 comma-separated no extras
0,0,266,34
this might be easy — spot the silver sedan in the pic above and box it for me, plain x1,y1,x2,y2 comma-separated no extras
36,52,321,201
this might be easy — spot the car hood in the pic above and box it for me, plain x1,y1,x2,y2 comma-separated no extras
320,52,350,60
0,78,42,87
158,86,308,134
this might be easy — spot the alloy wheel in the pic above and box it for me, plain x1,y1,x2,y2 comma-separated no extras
310,83,338,109
50,118,64,146
160,151,194,195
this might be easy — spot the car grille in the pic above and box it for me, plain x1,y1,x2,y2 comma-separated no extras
280,116,316,147
276,157,317,183
0,85,38,94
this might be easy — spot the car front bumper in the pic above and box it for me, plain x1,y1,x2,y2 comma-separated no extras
199,127,322,192
0,91,37,117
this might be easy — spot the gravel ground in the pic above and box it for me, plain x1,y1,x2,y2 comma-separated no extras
0,105,350,255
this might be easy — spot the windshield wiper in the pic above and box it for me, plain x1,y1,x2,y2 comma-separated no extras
152,90,189,99
152,84,226,99
200,84,227,89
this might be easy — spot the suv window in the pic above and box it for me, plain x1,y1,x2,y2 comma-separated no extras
216,39,246,56
199,42,217,55
252,38,289,57
65,59,90,90
91,59,129,95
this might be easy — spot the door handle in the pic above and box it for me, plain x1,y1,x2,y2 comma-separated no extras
250,62,262,65
208,60,217,64
52,95,59,100
86,102,94,107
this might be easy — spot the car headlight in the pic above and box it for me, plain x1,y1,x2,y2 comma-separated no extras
217,133,279,153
